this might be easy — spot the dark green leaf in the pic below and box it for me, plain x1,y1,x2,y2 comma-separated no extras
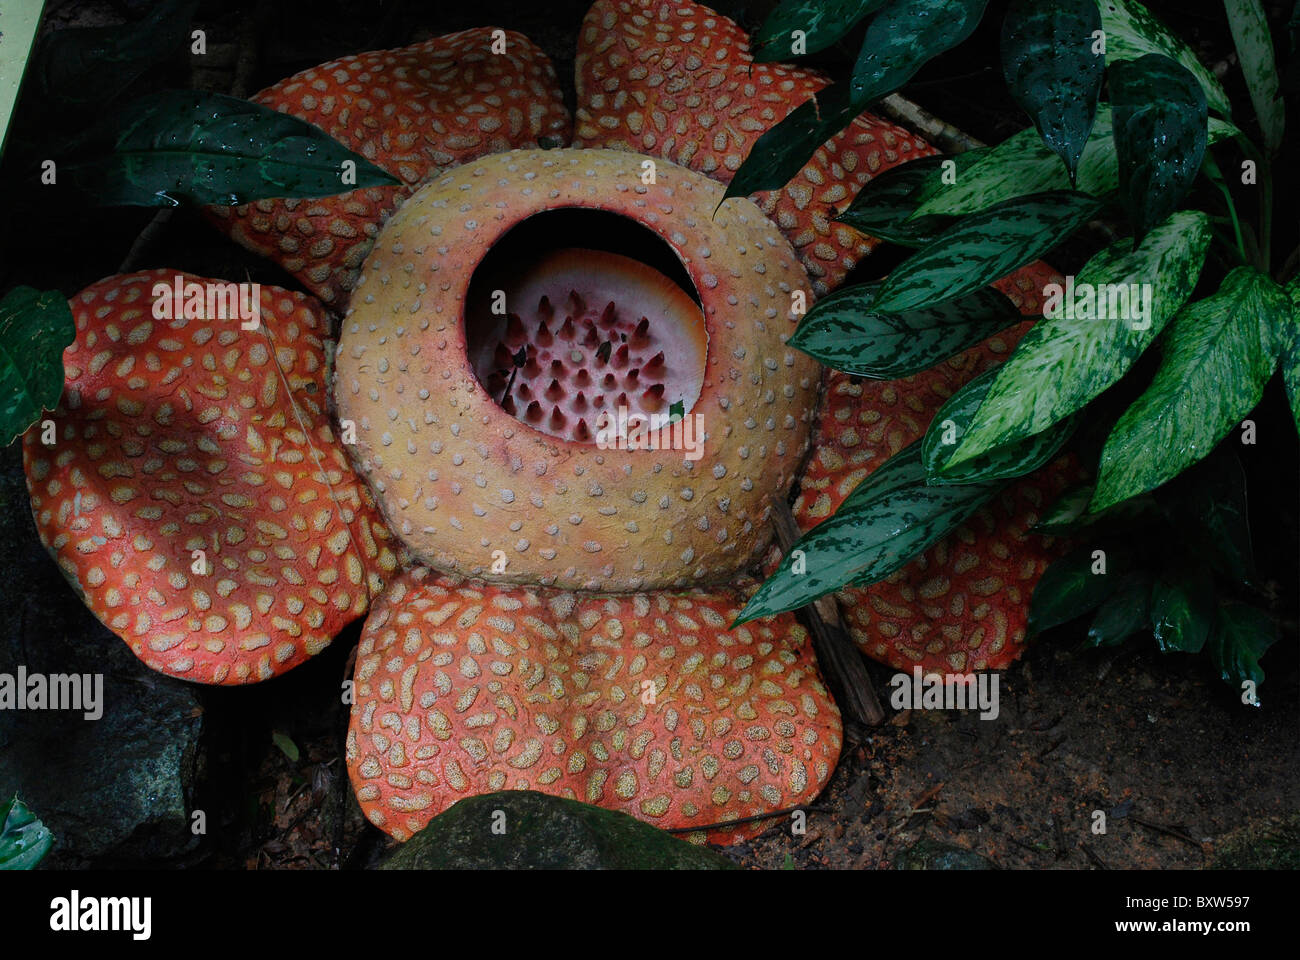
908,107,1236,217
922,366,1077,485
1150,564,1214,653
1110,54,1208,244
1087,575,1152,646
788,282,1021,378
1164,450,1256,584
0,286,74,446
947,211,1211,467
1028,545,1126,634
1097,0,1231,115
1206,602,1276,693
1224,0,1285,154
723,84,857,199
669,399,685,422
64,90,400,207
872,191,1102,312
0,795,53,870
33,0,198,109
847,0,989,106
753,0,887,62
1000,0,1104,182
1033,483,1158,534
725,0,989,199
1093,267,1289,511
734,443,1001,624
1282,278,1300,437
834,153,987,246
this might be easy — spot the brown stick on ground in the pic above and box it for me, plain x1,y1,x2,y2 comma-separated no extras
771,499,885,726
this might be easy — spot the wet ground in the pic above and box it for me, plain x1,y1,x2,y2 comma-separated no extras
171,606,1295,871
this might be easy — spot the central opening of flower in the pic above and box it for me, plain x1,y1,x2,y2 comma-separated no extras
465,210,707,444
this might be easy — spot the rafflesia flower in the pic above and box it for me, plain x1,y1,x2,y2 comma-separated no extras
28,3,1075,843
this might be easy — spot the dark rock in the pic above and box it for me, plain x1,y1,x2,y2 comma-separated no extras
0,450,204,866
893,836,997,870
377,790,738,870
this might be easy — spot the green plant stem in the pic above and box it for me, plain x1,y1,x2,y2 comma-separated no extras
1234,136,1271,274
1221,185,1248,265
1204,151,1248,264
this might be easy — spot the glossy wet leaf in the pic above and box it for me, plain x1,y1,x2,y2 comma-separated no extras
947,211,1211,467
63,89,400,207
1150,565,1214,654
1028,545,1126,635
847,0,989,106
1087,575,1152,646
872,191,1102,312
834,153,986,247
0,286,74,446
1224,0,1285,153
1093,267,1289,511
1206,602,1276,693
922,366,1077,485
726,0,988,199
1000,0,1104,182
788,282,1021,379
723,83,857,199
1110,54,1207,244
734,444,1000,624
1097,0,1231,115
908,107,1236,217
0,796,53,870
752,0,887,61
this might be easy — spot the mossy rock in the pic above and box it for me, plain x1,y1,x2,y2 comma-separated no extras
377,791,738,870
1209,814,1300,870
893,836,996,870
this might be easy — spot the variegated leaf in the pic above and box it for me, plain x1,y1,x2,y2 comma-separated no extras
734,444,1000,624
1282,277,1300,437
1224,0,1285,153
873,190,1102,312
835,151,988,246
923,366,1077,484
1093,266,1290,511
1097,0,1232,115
909,106,1236,218
788,282,1021,378
948,211,1211,466
1110,55,1207,243
753,0,888,61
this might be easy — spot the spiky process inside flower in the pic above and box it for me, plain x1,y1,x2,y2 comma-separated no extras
790,262,1085,675
204,28,572,307
346,566,841,844
467,249,707,443
335,148,820,592
23,270,400,684
574,0,938,295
